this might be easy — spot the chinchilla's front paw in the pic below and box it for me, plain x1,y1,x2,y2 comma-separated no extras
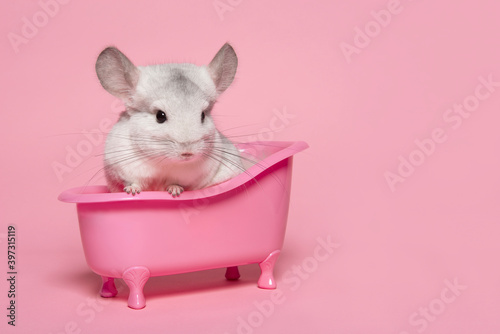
166,184,184,197
124,184,141,195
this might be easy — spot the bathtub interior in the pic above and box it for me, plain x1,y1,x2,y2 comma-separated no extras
58,141,308,202
237,141,286,168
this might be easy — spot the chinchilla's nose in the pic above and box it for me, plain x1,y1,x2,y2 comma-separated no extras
178,141,198,159
181,152,194,158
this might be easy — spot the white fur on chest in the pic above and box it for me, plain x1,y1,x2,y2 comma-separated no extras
104,120,240,192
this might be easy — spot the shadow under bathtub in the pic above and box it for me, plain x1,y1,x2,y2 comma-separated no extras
59,263,262,304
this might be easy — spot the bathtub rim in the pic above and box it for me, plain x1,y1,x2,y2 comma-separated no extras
58,140,308,203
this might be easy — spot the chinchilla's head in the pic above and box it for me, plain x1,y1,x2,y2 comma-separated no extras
95,43,237,162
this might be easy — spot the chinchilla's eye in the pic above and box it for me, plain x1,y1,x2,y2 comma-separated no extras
156,110,167,123
201,111,206,123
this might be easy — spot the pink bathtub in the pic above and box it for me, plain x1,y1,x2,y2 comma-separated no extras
58,141,308,309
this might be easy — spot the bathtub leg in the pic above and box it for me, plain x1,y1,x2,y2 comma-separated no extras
225,266,240,280
122,266,150,309
100,276,118,298
258,250,281,289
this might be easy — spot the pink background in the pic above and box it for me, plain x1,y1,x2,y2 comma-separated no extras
2,0,500,333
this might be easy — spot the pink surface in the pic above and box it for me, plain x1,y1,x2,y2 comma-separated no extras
1,0,500,333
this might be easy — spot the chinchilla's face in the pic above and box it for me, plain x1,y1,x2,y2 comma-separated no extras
95,43,238,162
125,64,219,161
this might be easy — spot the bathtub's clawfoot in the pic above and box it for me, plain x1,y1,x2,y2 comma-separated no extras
225,266,240,280
258,250,281,289
100,276,118,298
122,266,150,309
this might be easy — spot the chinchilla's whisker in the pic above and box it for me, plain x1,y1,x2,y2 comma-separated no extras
101,149,156,161
211,146,259,163
75,145,171,193
210,131,278,140
210,146,269,171
84,146,162,191
205,138,283,149
43,131,109,139
204,134,290,151
102,149,167,173
211,146,286,190
204,150,254,180
78,148,165,189
66,164,108,191
202,149,248,176
94,147,144,157
202,151,251,196
105,133,176,145
216,123,268,134
74,151,153,191
202,151,240,173
201,152,254,197
100,140,173,158
211,147,260,169
205,151,265,193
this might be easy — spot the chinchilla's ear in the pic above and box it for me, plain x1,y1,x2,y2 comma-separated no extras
95,47,140,101
208,43,238,95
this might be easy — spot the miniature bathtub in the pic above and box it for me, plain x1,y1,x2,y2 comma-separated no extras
58,141,308,309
